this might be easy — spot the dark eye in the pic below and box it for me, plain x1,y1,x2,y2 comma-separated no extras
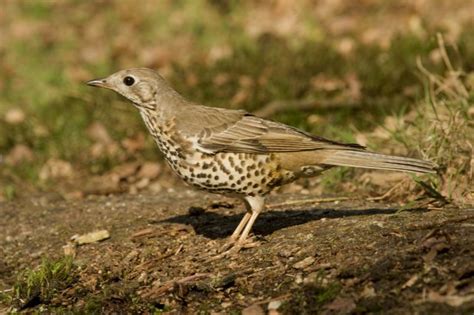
123,76,135,86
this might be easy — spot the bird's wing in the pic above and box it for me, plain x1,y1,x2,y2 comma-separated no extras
176,106,364,154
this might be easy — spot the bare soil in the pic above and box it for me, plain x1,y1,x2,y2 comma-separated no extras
0,188,473,314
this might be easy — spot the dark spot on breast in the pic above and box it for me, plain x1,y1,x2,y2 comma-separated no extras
229,156,235,167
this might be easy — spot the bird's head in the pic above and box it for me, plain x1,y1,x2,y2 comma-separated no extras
87,68,173,110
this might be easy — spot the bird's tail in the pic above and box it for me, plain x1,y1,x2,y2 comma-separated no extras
322,149,437,174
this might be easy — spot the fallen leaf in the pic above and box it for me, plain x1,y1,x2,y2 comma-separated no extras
121,133,146,153
110,162,141,179
425,290,474,307
268,300,282,310
325,297,356,313
86,122,112,144
5,144,34,165
72,230,110,245
293,257,315,269
4,108,25,125
39,159,74,180
361,283,376,297
242,304,264,315
82,175,122,195
137,162,161,179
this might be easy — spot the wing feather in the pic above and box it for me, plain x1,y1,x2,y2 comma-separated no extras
177,107,364,154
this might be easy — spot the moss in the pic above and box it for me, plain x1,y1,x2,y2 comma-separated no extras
280,282,342,315
11,256,76,311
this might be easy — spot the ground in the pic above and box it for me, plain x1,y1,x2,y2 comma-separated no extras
1,187,473,313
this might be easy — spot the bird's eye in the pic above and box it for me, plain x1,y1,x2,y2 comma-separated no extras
123,76,135,86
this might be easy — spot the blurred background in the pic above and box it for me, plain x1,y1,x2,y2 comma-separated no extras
0,0,472,202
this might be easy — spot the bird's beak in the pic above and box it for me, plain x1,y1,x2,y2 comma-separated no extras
86,78,111,89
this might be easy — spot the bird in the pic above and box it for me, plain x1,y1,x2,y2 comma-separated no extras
87,68,436,254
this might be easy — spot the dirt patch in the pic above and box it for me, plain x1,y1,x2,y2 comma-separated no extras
0,189,473,313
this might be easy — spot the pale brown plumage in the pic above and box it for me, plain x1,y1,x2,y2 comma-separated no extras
87,68,436,255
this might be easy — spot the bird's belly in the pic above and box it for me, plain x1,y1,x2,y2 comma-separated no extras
167,151,293,196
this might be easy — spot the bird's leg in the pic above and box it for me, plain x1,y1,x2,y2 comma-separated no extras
218,204,252,252
219,212,251,252
230,212,252,241
224,196,265,253
211,196,265,259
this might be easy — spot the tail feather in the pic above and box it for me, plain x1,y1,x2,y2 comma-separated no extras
322,150,436,174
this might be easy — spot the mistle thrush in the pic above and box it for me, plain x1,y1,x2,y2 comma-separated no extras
87,68,436,252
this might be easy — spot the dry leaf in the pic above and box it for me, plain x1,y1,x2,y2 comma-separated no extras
39,159,74,180
4,108,25,125
402,274,419,289
325,297,356,313
72,230,110,245
293,257,315,269
86,122,112,144
242,304,264,315
425,290,474,307
121,133,145,153
5,144,34,165
137,162,161,179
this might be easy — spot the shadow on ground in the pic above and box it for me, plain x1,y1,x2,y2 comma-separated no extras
160,206,428,239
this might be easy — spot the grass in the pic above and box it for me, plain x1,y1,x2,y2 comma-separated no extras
7,256,76,311
384,35,473,204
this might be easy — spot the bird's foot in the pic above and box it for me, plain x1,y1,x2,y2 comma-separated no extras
219,235,260,252
206,236,260,262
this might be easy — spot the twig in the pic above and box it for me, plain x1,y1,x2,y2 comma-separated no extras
367,181,405,201
142,273,211,298
174,243,184,255
268,197,350,209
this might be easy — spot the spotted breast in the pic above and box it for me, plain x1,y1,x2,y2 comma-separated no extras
140,109,295,196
